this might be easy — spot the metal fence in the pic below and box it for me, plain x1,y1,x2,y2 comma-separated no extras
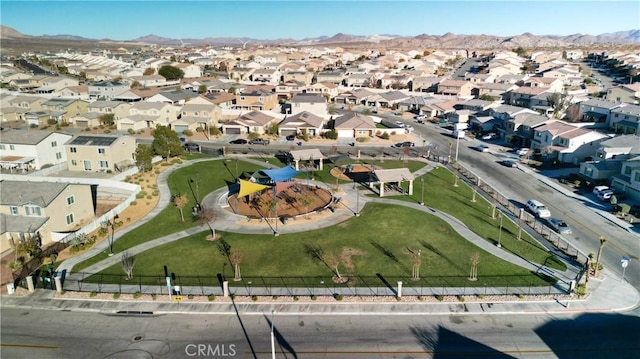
62,273,568,298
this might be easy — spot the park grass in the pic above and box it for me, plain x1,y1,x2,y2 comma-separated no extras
84,203,555,288
387,166,566,271
73,158,263,271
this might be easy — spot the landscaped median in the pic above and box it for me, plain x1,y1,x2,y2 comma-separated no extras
68,156,567,293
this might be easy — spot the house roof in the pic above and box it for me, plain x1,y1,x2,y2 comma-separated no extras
67,135,120,146
279,111,324,128
579,98,623,109
291,93,326,104
534,121,578,135
601,134,640,152
0,180,69,207
238,111,275,126
334,112,375,129
0,130,62,145
0,213,49,234
611,104,640,117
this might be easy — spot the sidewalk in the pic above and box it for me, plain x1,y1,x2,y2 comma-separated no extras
1,268,637,315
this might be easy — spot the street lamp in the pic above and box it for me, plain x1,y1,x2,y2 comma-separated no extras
420,177,425,206
455,134,460,162
356,182,360,217
497,212,503,248
108,214,118,256
270,310,276,359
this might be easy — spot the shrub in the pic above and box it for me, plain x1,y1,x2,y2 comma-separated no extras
356,137,369,143
130,201,137,206
272,295,278,300
457,296,465,302
229,293,236,300
333,294,343,301
128,128,135,135
517,294,525,299
310,295,317,301
380,132,390,140
133,291,142,299
322,130,338,140
104,129,111,134
187,294,194,300
251,295,258,302
207,295,216,302
477,294,485,299
395,296,402,301
293,296,299,301
183,129,193,137
47,118,57,125
136,192,146,199
89,291,98,297
435,295,444,302
113,292,121,299
209,126,221,136
151,293,157,300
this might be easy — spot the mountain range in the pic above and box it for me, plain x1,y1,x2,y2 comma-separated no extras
1,25,639,49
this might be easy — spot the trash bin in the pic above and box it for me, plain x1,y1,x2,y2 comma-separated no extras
6,283,15,295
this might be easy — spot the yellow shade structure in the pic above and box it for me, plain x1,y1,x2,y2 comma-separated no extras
237,179,271,198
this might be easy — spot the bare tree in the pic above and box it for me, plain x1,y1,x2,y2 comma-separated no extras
172,193,188,222
197,205,218,240
324,252,341,279
298,193,314,217
121,251,135,280
469,252,480,281
229,249,244,281
594,236,606,278
409,249,422,280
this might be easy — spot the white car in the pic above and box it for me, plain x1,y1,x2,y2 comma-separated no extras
475,144,490,152
592,185,610,197
414,114,426,120
525,199,551,218
515,148,529,156
547,218,572,235
597,189,615,201
481,132,497,140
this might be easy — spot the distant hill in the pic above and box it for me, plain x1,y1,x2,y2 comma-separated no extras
2,25,639,51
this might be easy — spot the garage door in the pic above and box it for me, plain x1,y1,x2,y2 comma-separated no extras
226,128,241,134
280,129,296,136
76,120,89,128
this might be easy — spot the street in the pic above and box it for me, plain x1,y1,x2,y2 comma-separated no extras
1,308,639,358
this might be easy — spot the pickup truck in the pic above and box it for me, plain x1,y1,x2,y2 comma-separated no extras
249,138,270,145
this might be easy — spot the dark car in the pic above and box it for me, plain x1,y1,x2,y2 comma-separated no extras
229,139,248,144
500,159,518,168
393,141,415,148
249,138,270,145
285,134,296,141
183,142,200,152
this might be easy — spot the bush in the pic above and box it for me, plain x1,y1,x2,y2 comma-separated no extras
133,291,142,299
187,294,194,300
209,126,221,136
356,137,369,143
229,293,236,300
130,201,137,206
435,295,444,302
151,293,157,300
310,295,317,301
293,296,299,301
380,132,390,140
89,291,98,297
457,295,465,302
183,129,193,137
128,128,135,134
272,295,278,300
113,293,121,299
477,294,485,299
517,294,525,299
333,294,343,301
207,294,216,302
251,295,258,302
322,130,338,140
104,129,111,134
248,132,260,140
47,118,57,125
395,296,402,301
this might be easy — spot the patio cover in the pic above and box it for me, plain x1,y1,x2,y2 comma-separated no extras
274,181,296,194
261,166,300,182
373,168,415,183
237,179,271,198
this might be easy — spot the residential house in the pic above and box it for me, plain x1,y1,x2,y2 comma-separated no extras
609,104,640,135
412,76,442,93
333,112,376,138
173,63,202,78
0,130,72,171
235,89,278,111
366,91,410,109
0,180,95,251
117,102,178,131
316,70,346,85
421,99,459,118
278,111,325,137
171,96,221,134
283,70,313,85
221,111,278,135
474,82,518,101
306,82,339,100
58,84,90,100
87,80,129,100
523,77,564,92
531,120,608,163
289,93,327,116
128,75,172,87
334,88,375,105
437,80,474,97
83,100,131,125
458,99,500,113
578,98,625,125
1,95,47,122
251,68,282,84
606,83,640,104
504,113,553,147
40,98,89,125
37,76,79,93
65,135,136,172
507,86,550,108
275,81,306,101
611,157,640,202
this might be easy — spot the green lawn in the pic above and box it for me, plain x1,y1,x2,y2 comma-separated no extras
83,203,555,288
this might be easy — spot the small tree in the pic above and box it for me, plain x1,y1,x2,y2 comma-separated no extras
158,65,185,80
229,249,244,281
469,252,480,281
152,125,183,161
198,84,208,94
98,113,115,127
134,144,154,172
324,252,341,280
298,193,314,217
594,236,606,278
121,251,135,280
198,205,218,240
143,67,155,76
410,249,422,280
173,193,188,222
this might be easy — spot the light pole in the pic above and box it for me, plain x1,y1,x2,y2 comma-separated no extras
108,214,118,256
270,310,276,359
621,256,630,282
497,212,503,248
420,177,425,206
356,182,360,217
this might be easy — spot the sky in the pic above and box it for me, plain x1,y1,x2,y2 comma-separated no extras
1,1,639,41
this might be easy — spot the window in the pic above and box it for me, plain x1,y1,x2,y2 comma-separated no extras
56,152,62,160
70,147,77,153
65,213,75,225
25,206,41,216
71,160,77,166
99,160,109,168
67,196,75,205
9,145,15,150
0,145,4,150
98,148,105,154
51,141,57,147
10,206,18,215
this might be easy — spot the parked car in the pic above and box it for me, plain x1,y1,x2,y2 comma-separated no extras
481,132,497,140
547,218,572,235
285,134,296,141
393,141,415,148
592,185,610,197
475,144,489,152
500,159,518,168
183,142,200,152
515,148,529,156
249,138,270,145
229,139,248,145
414,114,426,121
525,199,551,218
394,121,405,128
597,189,615,201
